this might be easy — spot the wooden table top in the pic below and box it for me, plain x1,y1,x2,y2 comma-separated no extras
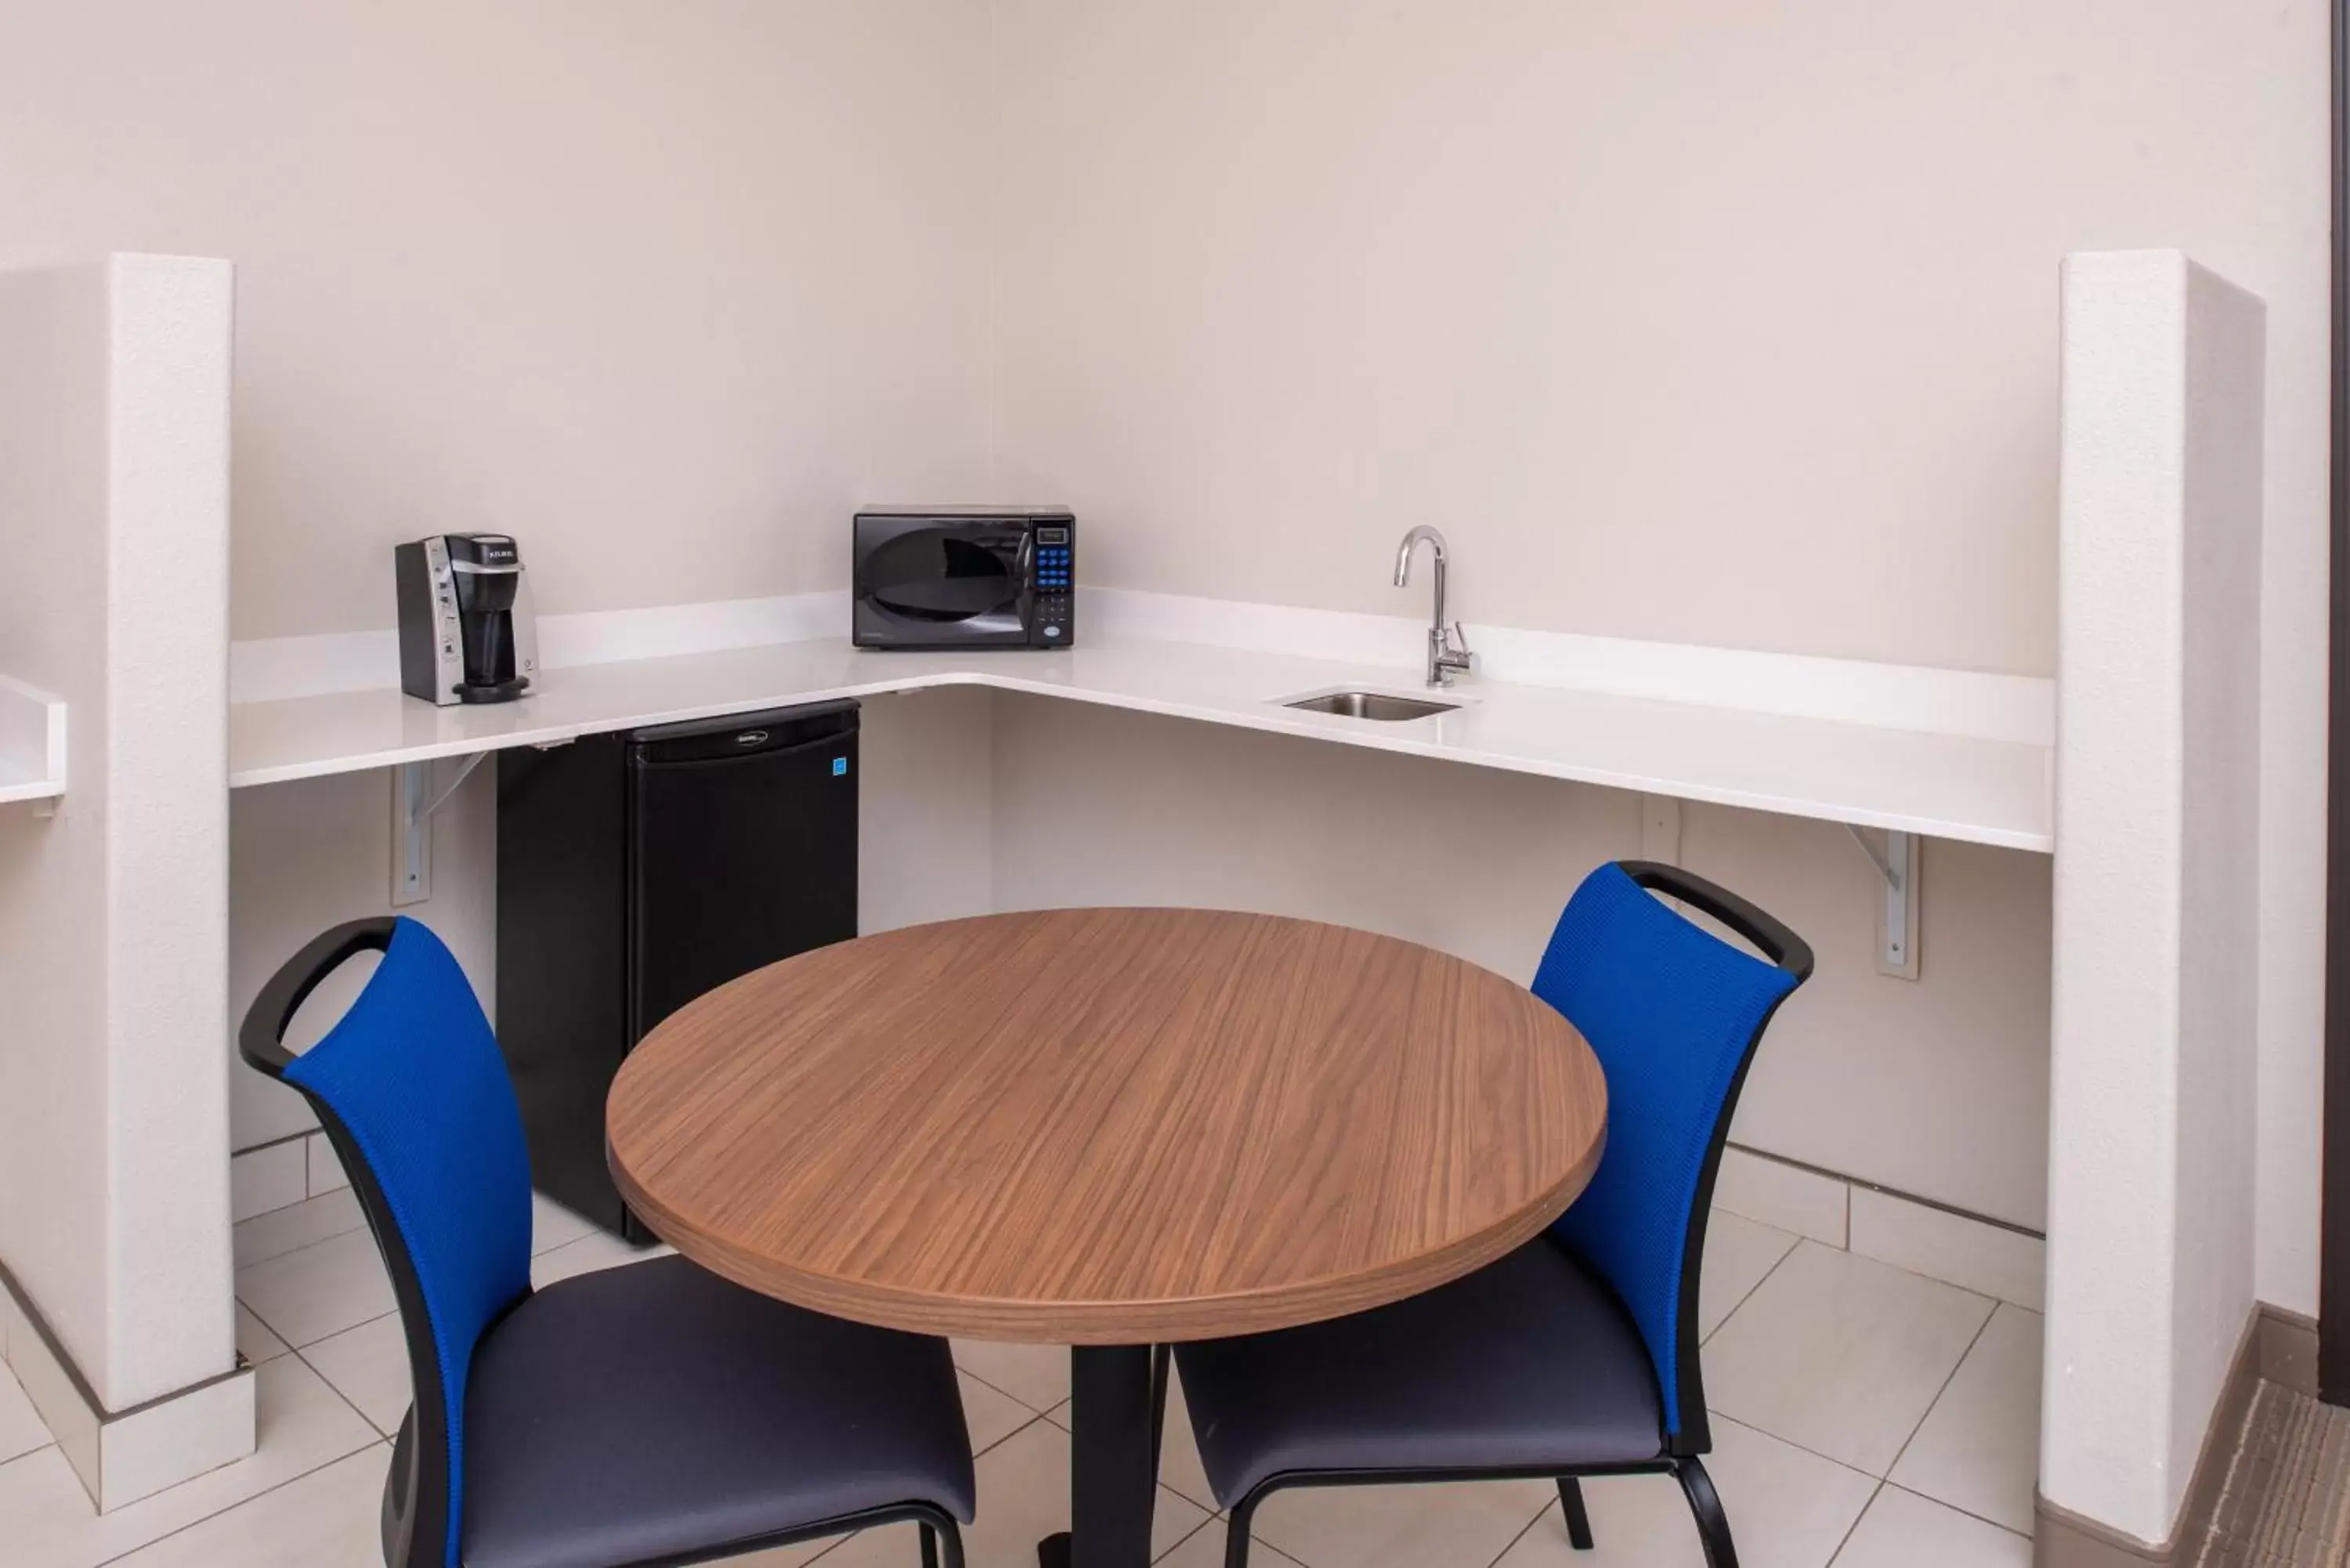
606,907,1607,1343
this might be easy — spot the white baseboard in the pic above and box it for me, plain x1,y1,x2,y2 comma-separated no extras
0,1264,254,1510
228,1140,306,1223
1849,1185,2044,1310
1713,1144,2044,1310
232,586,2053,747
306,1133,349,1197
230,1131,349,1223
1714,1146,1850,1247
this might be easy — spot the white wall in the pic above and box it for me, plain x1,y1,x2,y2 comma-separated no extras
229,766,497,1151
989,692,2055,1227
1679,809,2053,1227
2044,252,2264,1543
859,687,997,935
0,265,113,1395
0,257,237,1413
989,0,2326,677
0,0,998,641
982,0,2330,1317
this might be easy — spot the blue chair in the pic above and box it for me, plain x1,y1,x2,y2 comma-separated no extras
1173,862,1813,1568
239,916,976,1568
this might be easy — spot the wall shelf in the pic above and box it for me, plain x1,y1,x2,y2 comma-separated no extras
0,676,67,807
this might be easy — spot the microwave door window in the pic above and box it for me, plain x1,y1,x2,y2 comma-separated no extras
866,529,1021,629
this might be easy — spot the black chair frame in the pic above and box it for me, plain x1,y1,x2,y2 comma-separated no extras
1210,862,1813,1568
1223,1461,1730,1568
239,917,967,1568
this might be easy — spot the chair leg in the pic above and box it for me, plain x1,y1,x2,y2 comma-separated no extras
1557,1476,1595,1550
1676,1457,1739,1568
926,1517,967,1568
1149,1344,1172,1476
1224,1491,1260,1568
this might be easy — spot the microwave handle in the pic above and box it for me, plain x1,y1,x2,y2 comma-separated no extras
1013,526,1036,591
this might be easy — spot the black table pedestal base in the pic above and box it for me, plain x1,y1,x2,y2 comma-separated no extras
1033,1345,1170,1568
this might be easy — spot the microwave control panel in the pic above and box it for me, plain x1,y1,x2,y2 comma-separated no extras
1031,523,1075,647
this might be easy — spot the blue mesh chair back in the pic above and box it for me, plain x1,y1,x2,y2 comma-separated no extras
1533,862,1810,1449
240,917,533,1568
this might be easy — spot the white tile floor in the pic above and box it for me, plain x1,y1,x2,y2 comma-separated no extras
0,1197,2038,1568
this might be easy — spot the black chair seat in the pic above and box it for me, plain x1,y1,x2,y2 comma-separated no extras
461,1255,977,1568
1173,1237,1664,1508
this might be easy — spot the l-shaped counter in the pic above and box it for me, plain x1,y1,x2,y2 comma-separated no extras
228,630,2055,851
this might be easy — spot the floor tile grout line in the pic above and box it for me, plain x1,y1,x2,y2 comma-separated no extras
790,1519,854,1567
952,1361,1062,1419
1701,1248,2007,1484
1875,1478,2035,1543
84,1436,392,1568
1878,1302,1999,1483
0,1438,57,1468
1155,1510,1217,1564
0,1437,59,1477
978,1409,1051,1459
801,1544,844,1566
1700,1230,1804,1349
1705,1410,1879,1485
230,1200,370,1268
1824,1478,1888,1568
236,1295,400,1357
0,1363,60,1465
1484,1490,1561,1567
287,1335,397,1440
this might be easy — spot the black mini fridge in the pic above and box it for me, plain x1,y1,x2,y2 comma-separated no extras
496,699,859,1240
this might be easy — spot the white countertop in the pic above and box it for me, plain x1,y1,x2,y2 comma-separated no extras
227,635,2053,851
0,676,67,807
0,762,63,807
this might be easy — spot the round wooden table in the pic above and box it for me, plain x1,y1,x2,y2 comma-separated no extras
607,908,1607,1568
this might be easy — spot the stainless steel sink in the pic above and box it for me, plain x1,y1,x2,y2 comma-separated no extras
1283,691,1459,721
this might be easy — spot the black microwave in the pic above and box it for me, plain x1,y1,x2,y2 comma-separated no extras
851,508,1076,650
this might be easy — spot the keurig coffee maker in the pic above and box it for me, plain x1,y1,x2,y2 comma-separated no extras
395,533,538,705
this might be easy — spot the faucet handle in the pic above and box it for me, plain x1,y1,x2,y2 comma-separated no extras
1439,620,1477,676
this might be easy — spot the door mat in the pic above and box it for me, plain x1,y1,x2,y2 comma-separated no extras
2200,1381,2350,1567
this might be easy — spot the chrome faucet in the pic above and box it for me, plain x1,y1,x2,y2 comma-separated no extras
1394,526,1474,687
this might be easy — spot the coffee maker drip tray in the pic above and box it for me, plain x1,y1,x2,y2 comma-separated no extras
457,677,532,704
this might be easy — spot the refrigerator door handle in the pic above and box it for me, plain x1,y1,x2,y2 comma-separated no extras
632,729,853,769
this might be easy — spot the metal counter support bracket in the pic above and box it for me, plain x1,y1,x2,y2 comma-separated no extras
392,752,487,908
1846,825,1921,979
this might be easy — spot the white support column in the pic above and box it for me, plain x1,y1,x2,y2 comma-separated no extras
2043,251,2265,1549
0,254,245,1508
